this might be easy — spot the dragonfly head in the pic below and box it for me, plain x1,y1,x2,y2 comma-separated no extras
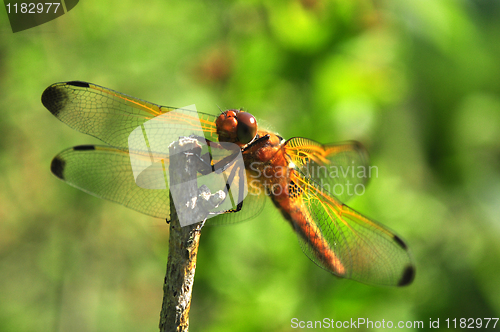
216,109,257,146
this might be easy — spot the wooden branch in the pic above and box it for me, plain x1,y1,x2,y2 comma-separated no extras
159,137,224,332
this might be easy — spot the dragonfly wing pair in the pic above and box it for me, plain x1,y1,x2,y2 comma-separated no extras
283,138,414,286
43,81,264,223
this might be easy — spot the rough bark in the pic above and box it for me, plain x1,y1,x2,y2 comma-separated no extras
159,137,223,332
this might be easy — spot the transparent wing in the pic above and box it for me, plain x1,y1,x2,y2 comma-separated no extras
284,138,369,203
207,171,266,225
286,168,415,286
51,144,266,223
44,81,266,223
41,81,219,149
51,145,172,219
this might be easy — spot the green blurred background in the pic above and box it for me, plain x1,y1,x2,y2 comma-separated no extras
1,0,500,331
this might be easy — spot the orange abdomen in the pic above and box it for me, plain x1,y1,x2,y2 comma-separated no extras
249,142,346,277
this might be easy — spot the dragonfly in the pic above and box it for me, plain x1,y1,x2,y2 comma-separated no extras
42,81,415,287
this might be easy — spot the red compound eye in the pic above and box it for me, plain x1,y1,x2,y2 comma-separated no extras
236,111,257,144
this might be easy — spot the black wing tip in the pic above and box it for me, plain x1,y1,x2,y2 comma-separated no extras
350,140,370,160
350,140,365,150
42,81,90,116
73,145,96,151
50,156,66,180
42,84,67,116
398,265,416,286
66,81,90,88
392,235,415,286
393,234,408,250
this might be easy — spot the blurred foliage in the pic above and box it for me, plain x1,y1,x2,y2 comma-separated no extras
1,0,500,331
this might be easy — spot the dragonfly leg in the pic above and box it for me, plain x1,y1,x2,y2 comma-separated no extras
188,135,242,175
216,157,246,213
186,135,246,214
